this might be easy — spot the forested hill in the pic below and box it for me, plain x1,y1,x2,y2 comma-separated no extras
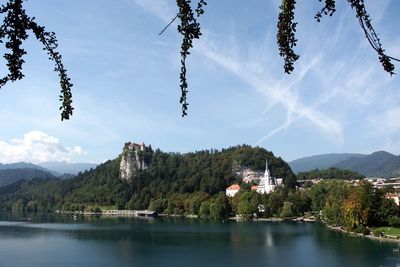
0,168,56,187
290,151,400,178
297,168,365,181
0,145,296,212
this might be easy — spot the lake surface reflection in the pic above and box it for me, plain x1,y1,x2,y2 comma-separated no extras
0,213,399,267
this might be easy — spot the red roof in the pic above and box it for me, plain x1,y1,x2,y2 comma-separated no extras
226,184,241,190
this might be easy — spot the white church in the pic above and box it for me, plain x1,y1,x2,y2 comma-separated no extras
256,159,277,194
226,158,281,197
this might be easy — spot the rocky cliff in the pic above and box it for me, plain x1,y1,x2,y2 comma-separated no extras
119,142,148,180
235,168,263,183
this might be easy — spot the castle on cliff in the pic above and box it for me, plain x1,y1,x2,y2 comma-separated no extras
119,141,147,180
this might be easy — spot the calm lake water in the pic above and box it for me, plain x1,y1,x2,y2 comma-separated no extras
0,213,399,267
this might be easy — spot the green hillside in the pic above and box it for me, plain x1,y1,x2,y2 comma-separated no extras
334,151,400,178
0,168,56,187
0,145,296,213
297,167,364,180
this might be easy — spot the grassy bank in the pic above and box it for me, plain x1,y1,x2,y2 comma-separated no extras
374,227,400,238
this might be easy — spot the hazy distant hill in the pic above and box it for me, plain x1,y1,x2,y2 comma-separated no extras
0,162,61,176
334,151,400,178
0,162,49,172
289,153,365,173
38,161,97,175
0,168,56,187
290,151,400,178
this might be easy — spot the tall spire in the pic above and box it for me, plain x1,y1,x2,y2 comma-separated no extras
256,157,276,194
265,158,271,179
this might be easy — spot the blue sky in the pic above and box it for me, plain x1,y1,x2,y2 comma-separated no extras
0,0,399,164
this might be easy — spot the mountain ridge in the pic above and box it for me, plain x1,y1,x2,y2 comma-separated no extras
289,151,400,178
0,168,56,187
0,161,98,187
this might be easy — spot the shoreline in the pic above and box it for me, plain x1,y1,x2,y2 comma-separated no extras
326,225,400,244
5,210,400,243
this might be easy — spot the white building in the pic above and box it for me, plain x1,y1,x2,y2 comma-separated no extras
226,184,241,197
226,158,278,197
386,193,400,206
256,159,277,194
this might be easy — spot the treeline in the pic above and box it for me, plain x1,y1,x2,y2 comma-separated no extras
146,186,311,220
0,168,55,187
0,145,296,212
2,144,397,231
297,167,365,181
310,180,399,232
147,179,400,231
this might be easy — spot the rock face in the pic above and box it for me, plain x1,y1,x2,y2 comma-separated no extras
119,142,148,180
235,168,263,183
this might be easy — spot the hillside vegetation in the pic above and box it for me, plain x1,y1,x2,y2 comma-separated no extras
0,145,296,213
0,168,55,187
297,168,364,181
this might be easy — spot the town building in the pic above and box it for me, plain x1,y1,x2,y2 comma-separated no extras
226,184,241,197
385,193,400,206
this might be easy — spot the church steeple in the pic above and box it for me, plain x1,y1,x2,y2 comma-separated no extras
264,158,271,179
255,157,277,194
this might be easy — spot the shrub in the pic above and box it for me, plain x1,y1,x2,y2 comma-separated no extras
389,216,400,227
373,228,383,237
361,227,371,236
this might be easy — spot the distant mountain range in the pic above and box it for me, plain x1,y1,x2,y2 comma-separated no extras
37,161,97,175
289,151,400,178
0,168,55,187
0,161,97,187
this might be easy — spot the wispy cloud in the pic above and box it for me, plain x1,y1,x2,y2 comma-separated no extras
197,41,343,143
0,131,84,163
132,0,175,22
132,0,344,144
372,107,400,135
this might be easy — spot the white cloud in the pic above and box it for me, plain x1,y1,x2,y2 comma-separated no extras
0,131,84,164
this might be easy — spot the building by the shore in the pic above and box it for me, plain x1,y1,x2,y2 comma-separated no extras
226,184,241,197
385,193,400,206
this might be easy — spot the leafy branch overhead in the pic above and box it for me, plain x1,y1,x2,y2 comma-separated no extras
160,0,207,117
0,0,73,120
277,0,399,75
0,0,398,120
176,0,206,117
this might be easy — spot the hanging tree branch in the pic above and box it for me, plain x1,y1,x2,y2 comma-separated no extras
277,0,299,74
0,0,73,120
175,0,206,117
279,0,400,76
159,13,179,36
314,0,336,22
160,0,206,117
346,0,398,75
